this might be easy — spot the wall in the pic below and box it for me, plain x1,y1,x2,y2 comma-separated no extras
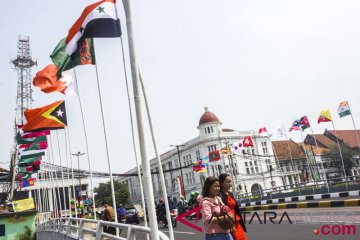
0,211,36,240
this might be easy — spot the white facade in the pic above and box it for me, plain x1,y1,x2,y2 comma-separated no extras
118,108,284,203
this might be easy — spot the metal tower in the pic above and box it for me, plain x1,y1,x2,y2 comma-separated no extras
11,35,37,125
8,36,37,200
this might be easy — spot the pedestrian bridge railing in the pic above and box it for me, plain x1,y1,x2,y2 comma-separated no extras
36,217,170,240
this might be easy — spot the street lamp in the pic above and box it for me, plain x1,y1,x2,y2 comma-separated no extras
170,144,186,199
72,151,85,194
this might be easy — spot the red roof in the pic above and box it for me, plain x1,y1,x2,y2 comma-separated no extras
198,107,220,126
272,140,306,161
328,130,360,148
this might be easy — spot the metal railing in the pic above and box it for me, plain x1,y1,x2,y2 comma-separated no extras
36,217,170,240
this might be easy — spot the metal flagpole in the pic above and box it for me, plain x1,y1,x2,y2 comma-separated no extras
284,132,302,195
120,39,149,237
309,127,329,192
139,69,175,240
56,131,67,215
330,122,349,191
74,70,96,219
92,44,118,232
300,131,315,195
66,127,78,218
64,128,72,217
121,1,160,239
49,135,63,217
346,101,360,154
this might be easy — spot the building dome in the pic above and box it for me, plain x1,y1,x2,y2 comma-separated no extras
198,107,220,126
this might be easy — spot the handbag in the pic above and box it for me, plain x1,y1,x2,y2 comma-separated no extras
208,198,236,230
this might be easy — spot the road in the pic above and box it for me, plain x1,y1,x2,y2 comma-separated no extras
129,207,360,240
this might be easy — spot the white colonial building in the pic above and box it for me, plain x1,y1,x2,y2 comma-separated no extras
118,108,290,203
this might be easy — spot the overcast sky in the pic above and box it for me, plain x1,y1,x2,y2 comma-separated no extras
1,0,360,184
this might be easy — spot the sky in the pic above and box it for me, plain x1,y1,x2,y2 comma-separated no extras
1,0,360,185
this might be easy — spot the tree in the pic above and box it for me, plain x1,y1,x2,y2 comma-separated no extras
325,143,355,177
94,180,131,207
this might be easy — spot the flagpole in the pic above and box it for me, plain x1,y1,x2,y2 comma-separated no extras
121,1,160,238
92,45,119,230
74,71,96,219
49,135,63,217
309,127,329,192
346,101,360,154
66,127,78,218
330,122,349,190
56,131,67,216
299,131,316,195
139,70,175,240
121,46,149,233
64,129,72,217
284,132,302,194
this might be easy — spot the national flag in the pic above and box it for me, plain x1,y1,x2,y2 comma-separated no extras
19,142,48,151
276,125,286,138
19,152,45,160
289,119,301,132
50,37,95,79
20,130,50,139
338,101,351,118
220,147,231,155
21,178,36,188
18,173,34,181
243,136,254,147
16,133,47,145
258,127,268,136
66,0,121,57
318,109,332,123
22,101,67,132
300,115,311,130
231,141,244,155
208,150,221,162
33,64,78,96
18,158,41,167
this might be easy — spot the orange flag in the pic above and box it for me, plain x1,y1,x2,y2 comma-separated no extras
33,64,67,94
23,101,67,132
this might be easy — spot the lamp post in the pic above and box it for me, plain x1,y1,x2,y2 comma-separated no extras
170,145,186,199
72,152,85,196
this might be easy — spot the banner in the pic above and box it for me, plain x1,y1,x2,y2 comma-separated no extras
12,198,35,212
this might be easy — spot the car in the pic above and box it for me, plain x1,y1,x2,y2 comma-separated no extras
125,207,140,224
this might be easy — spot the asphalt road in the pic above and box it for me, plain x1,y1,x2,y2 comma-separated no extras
128,207,360,240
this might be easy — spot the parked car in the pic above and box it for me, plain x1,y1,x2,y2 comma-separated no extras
125,207,140,224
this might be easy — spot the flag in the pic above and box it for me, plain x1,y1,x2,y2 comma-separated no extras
19,152,45,160
289,119,301,132
51,37,95,79
22,101,67,132
18,157,41,166
19,142,48,150
208,150,221,162
300,115,311,130
66,0,121,57
276,125,286,138
33,64,78,96
258,127,268,136
16,133,47,145
338,101,351,118
231,141,244,155
20,130,50,139
318,109,332,123
243,136,254,147
220,147,231,155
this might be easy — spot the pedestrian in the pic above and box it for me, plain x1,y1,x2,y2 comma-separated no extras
200,176,234,240
117,204,126,222
177,195,188,214
219,173,247,240
101,201,116,235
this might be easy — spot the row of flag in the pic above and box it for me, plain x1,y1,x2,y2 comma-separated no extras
17,0,123,188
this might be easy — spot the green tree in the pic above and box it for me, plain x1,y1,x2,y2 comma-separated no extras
325,143,355,176
94,180,131,207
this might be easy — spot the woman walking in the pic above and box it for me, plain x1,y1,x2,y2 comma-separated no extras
200,176,234,240
219,173,247,240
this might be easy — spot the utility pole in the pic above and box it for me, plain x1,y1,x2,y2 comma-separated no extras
170,145,186,199
72,152,85,195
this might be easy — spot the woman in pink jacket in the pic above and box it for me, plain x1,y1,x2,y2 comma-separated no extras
200,176,234,240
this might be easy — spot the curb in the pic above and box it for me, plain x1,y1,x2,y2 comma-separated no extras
240,190,360,207
239,199,360,212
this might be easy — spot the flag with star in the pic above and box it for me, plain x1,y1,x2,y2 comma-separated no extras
299,115,311,130
66,0,121,57
22,100,67,132
289,119,301,132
